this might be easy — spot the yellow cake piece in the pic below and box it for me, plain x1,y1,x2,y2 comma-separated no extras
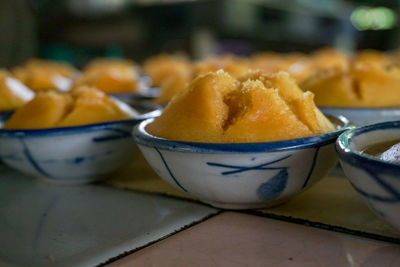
310,48,349,72
4,91,73,129
223,80,314,142
12,59,76,92
143,54,193,87
142,54,194,103
0,70,35,111
147,70,334,143
238,71,334,135
194,55,252,78
153,68,192,104
147,71,236,142
74,58,140,93
301,58,400,108
353,49,390,67
4,86,135,129
351,64,400,107
251,52,312,83
58,87,132,127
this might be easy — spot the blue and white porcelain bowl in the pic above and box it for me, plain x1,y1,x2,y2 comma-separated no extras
320,107,400,126
133,115,351,209
337,121,400,231
110,87,160,104
0,104,160,185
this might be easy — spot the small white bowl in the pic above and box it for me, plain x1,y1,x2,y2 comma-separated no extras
337,121,400,231
133,115,351,209
320,106,400,126
109,76,160,103
0,103,160,185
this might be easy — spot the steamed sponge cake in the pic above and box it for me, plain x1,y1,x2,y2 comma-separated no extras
0,70,35,111
154,67,193,104
12,59,76,91
143,54,192,87
147,70,334,143
58,87,132,127
300,68,362,107
147,71,235,142
4,86,135,129
238,71,334,135
301,61,400,107
351,64,400,107
4,91,72,129
223,80,313,142
74,59,140,93
194,55,251,78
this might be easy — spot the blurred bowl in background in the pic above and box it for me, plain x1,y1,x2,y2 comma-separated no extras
0,102,161,185
320,106,400,126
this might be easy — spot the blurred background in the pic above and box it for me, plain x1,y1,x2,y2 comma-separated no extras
1,0,399,68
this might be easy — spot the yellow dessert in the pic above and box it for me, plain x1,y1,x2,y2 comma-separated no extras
301,59,400,107
310,48,349,72
12,59,77,92
142,54,194,103
154,67,193,104
250,52,312,83
353,49,391,67
147,70,334,143
194,55,252,78
0,70,35,111
74,58,141,93
143,54,192,86
4,86,137,129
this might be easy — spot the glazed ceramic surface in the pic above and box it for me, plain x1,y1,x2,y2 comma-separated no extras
320,107,400,126
337,121,400,231
133,116,351,209
0,107,160,185
110,76,159,103
110,87,160,104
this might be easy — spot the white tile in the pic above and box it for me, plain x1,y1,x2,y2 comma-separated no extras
0,165,218,267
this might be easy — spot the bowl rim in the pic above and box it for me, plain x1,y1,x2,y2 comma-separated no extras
320,106,400,110
109,87,160,99
0,108,161,137
133,114,352,153
336,120,400,171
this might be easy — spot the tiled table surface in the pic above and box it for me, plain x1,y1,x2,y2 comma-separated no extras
109,212,400,267
0,165,218,267
1,162,399,267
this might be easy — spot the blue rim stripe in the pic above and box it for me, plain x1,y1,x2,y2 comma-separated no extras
320,106,400,111
0,109,160,137
133,116,351,153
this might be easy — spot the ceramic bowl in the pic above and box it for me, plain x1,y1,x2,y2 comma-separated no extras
320,106,400,126
336,121,400,231
133,115,351,209
0,102,161,185
110,87,160,104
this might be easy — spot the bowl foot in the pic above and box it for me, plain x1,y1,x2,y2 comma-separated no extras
203,198,289,210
